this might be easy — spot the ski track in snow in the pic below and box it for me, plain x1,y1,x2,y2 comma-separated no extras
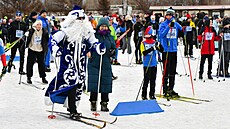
0,41,230,129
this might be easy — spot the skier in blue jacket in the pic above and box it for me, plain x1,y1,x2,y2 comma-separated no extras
159,7,182,98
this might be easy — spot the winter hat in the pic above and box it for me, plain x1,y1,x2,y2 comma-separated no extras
203,16,210,26
166,7,175,16
40,9,47,15
68,5,85,18
150,15,155,20
30,11,37,18
16,11,22,16
96,17,110,29
32,20,43,28
144,26,155,38
125,15,132,21
186,14,191,19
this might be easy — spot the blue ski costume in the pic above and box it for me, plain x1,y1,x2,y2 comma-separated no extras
45,6,105,116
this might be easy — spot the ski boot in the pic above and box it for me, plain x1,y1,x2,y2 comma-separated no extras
19,71,26,75
199,74,203,79
70,112,81,120
208,74,213,80
149,95,156,100
90,101,97,111
169,90,180,98
2,66,7,74
27,77,32,84
100,102,109,112
42,77,48,84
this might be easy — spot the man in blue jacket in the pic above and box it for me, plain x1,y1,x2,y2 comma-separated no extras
37,9,51,72
159,7,182,98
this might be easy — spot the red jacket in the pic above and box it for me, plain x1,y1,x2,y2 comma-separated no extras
197,26,221,55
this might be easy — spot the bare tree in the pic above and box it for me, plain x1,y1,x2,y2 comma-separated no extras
97,0,110,15
130,0,160,13
0,0,43,18
44,0,86,15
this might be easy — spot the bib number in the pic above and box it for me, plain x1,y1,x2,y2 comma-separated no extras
34,36,42,44
166,29,176,39
186,26,192,32
224,33,230,41
16,30,23,38
205,32,213,40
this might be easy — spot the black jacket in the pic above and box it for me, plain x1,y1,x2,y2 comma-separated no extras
126,20,133,37
26,28,49,53
8,20,27,44
133,21,144,42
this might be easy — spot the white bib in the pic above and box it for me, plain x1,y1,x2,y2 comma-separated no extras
224,33,230,41
205,32,213,40
34,36,42,44
153,30,156,35
138,31,142,37
145,44,154,55
166,29,176,39
186,26,192,32
16,30,23,38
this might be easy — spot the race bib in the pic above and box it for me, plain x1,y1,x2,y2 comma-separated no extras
34,36,42,44
205,32,213,40
186,26,192,32
16,30,23,38
224,33,230,41
138,31,142,37
153,30,156,35
166,29,176,39
145,44,154,55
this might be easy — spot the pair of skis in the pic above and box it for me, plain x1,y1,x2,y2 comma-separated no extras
47,110,117,129
156,94,212,104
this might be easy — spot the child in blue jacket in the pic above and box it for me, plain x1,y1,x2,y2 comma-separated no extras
140,26,163,100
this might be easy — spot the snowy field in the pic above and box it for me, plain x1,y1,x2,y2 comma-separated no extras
1,41,230,129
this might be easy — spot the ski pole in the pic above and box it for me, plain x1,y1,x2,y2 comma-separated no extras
92,54,103,118
217,37,226,82
184,33,195,96
135,52,154,101
194,34,204,81
48,56,59,119
178,37,189,77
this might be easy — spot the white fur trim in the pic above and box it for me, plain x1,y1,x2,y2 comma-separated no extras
44,97,53,106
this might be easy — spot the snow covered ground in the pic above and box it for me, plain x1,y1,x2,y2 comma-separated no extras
1,41,230,129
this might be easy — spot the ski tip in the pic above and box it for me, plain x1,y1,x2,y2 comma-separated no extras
110,117,118,124
101,122,106,129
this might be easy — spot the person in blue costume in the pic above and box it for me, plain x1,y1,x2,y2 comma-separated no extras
44,6,106,119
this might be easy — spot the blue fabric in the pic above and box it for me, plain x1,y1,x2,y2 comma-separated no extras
142,42,158,67
120,27,126,33
159,18,182,52
45,47,51,67
37,16,50,33
6,55,20,61
49,85,75,104
110,100,164,116
0,45,4,55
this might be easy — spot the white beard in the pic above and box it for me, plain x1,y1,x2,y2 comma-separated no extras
60,15,95,43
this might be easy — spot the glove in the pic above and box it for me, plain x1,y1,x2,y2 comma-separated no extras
24,31,29,37
96,42,106,55
170,20,175,28
142,46,155,56
109,49,116,57
155,42,164,53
